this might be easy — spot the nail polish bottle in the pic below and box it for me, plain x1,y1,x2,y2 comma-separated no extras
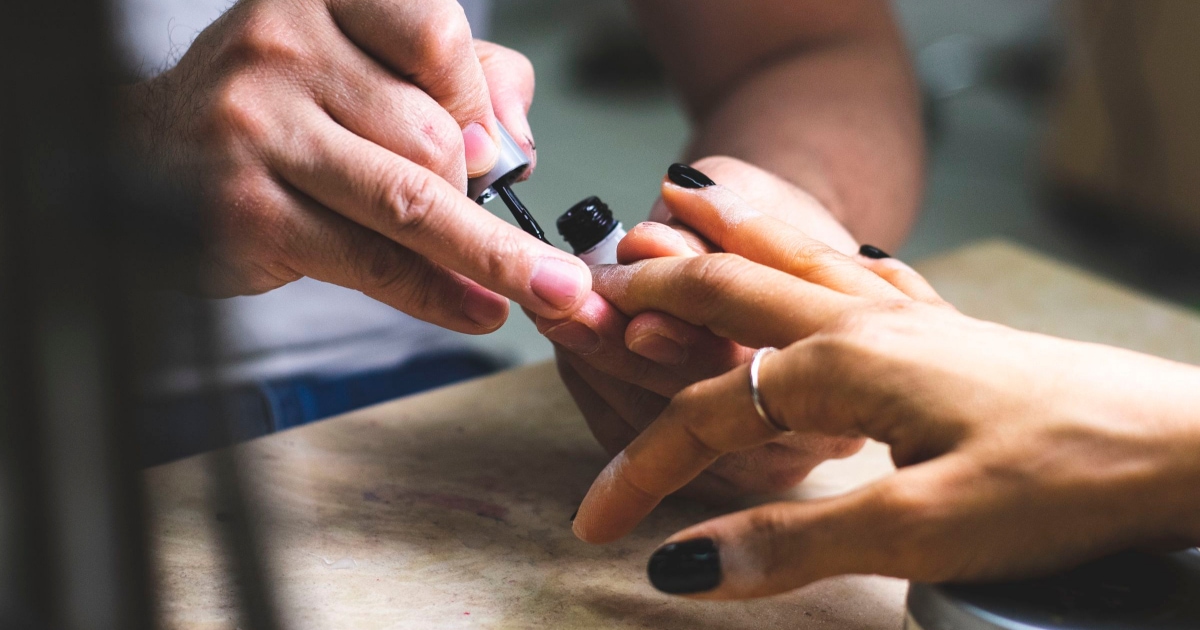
467,123,549,243
557,196,626,265
906,549,1200,630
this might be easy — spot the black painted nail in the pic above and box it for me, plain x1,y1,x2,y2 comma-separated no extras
667,163,716,189
859,244,891,259
647,538,721,594
570,509,578,522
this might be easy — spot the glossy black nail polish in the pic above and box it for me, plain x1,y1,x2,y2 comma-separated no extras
859,244,891,259
570,509,578,522
647,538,721,594
667,163,716,189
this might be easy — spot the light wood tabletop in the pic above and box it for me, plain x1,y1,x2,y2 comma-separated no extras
148,240,1200,629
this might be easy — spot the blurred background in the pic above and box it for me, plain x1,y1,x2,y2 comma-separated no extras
468,0,1200,366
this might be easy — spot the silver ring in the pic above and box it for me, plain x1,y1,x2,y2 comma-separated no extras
749,347,789,433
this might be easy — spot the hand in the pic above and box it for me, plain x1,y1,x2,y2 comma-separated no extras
571,180,1200,599
542,157,863,497
120,0,591,332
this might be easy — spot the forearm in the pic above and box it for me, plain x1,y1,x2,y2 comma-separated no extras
633,0,923,250
685,43,923,249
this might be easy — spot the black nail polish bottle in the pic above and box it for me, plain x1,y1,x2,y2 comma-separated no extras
557,196,626,265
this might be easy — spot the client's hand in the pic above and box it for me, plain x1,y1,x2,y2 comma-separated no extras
572,180,1200,599
541,157,863,497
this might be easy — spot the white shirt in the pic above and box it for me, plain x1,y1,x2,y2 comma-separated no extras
117,0,494,392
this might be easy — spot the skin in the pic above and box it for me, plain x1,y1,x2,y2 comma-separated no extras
119,0,592,334
572,181,1200,599
543,0,923,496
632,0,923,246
542,159,866,498
119,0,921,495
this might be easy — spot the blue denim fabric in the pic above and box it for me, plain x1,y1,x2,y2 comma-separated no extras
139,350,503,467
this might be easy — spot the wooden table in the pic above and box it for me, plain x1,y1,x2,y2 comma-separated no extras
148,240,1200,629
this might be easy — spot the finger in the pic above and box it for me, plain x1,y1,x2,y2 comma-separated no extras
617,221,709,264
626,311,746,374
329,0,500,176
592,254,856,350
660,180,902,300
563,352,668,433
535,292,691,397
564,352,772,500
272,178,509,333
315,33,469,190
649,460,972,598
555,353,642,457
573,362,780,544
270,107,590,318
475,40,537,178
855,248,950,307
574,334,973,544
685,156,859,256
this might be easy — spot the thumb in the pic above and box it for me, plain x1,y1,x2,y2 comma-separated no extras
646,460,969,599
475,40,536,177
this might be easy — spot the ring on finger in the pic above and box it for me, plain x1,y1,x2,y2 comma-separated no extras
750,346,790,433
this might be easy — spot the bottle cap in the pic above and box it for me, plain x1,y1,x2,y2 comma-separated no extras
557,196,618,255
466,124,531,203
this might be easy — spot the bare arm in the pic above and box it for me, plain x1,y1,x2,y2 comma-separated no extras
631,0,923,249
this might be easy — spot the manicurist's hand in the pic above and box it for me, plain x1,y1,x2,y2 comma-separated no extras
572,181,1200,599
121,0,590,332
541,158,864,497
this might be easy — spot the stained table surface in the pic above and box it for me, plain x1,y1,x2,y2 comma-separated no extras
148,240,1200,629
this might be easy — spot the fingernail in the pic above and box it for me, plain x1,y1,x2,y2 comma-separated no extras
531,258,586,310
543,321,600,354
858,244,891,259
569,509,578,522
629,333,688,366
463,122,500,177
461,285,508,330
648,538,721,595
667,163,716,189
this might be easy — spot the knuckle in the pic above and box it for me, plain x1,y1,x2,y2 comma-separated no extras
223,11,309,68
415,115,465,178
208,186,296,285
784,239,841,271
746,507,799,578
211,175,282,240
381,169,446,236
832,300,923,346
413,3,472,69
349,233,402,291
373,253,437,311
474,226,524,283
679,419,722,461
822,300,907,341
208,80,270,145
681,253,751,311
